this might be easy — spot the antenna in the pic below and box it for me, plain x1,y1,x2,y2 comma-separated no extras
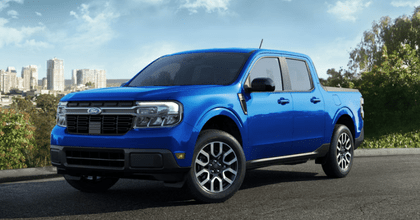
259,39,263,49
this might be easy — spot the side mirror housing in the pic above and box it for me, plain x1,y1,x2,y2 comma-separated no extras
248,78,275,92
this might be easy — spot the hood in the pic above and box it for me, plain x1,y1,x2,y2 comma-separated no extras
60,85,223,102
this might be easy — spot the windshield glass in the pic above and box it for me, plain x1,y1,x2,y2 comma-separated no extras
127,52,250,86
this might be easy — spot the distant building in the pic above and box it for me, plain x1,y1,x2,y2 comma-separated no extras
0,67,18,94
72,69,78,85
17,77,23,90
22,66,31,91
47,58,64,91
42,77,47,89
76,69,106,88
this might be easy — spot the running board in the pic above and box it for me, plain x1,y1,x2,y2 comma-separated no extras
246,143,330,170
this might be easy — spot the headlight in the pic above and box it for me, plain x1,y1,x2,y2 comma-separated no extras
134,101,182,128
56,101,67,127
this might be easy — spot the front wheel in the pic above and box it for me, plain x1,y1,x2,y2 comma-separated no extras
322,124,354,178
64,175,119,193
186,129,246,203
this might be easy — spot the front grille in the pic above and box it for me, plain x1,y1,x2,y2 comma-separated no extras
67,115,134,135
65,149,125,168
67,101,135,107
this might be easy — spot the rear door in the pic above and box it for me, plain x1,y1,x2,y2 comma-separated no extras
245,56,294,160
282,57,325,154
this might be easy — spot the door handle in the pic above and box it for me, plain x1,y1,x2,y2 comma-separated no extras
311,97,321,103
278,97,290,105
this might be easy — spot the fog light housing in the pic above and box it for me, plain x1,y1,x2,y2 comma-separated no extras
175,152,185,159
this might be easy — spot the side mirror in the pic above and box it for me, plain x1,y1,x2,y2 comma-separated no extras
120,82,128,87
249,78,275,92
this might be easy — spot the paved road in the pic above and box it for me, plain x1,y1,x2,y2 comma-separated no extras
1,155,419,220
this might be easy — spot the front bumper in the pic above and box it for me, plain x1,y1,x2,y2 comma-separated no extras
50,145,190,182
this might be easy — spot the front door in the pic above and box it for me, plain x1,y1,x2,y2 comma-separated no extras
245,56,294,160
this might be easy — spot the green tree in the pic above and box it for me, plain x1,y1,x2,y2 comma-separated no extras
9,94,60,167
321,68,355,88
348,7,420,74
85,82,95,87
0,108,35,170
359,44,420,133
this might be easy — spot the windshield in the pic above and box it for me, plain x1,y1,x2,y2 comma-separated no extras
127,52,250,86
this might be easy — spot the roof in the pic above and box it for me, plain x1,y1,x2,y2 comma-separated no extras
166,48,309,58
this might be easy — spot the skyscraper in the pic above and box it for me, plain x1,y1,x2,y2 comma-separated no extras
29,65,38,90
72,69,78,85
76,69,106,88
22,66,31,91
47,58,64,91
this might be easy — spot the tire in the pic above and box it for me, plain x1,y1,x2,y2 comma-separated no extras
322,124,354,178
186,129,246,203
64,175,119,193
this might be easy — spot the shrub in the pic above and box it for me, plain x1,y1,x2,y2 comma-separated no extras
0,108,36,170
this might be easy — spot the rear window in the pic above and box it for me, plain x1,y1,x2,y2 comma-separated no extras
128,52,250,86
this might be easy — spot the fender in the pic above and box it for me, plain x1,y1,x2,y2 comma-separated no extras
330,107,356,138
190,107,245,147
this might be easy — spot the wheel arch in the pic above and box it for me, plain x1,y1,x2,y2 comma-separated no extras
193,108,244,148
332,108,356,141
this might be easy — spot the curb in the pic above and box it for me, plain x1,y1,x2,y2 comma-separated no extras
355,148,420,157
1,148,419,184
0,166,60,184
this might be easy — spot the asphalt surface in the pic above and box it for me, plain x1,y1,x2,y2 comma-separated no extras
1,154,419,220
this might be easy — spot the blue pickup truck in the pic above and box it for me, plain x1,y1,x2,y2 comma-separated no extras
51,48,364,203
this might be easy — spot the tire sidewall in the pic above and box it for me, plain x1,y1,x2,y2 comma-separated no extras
329,125,354,177
186,129,246,203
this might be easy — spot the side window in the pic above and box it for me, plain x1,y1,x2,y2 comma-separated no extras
286,58,312,91
248,57,283,91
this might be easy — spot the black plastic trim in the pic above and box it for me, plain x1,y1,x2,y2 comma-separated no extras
354,126,364,149
50,145,189,182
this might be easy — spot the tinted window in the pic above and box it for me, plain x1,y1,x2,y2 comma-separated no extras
249,57,282,91
128,53,250,86
286,59,312,91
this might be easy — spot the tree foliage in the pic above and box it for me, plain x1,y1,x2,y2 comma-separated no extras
8,94,60,168
0,108,35,170
348,7,420,74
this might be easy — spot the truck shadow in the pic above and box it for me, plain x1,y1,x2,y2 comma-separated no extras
0,169,328,219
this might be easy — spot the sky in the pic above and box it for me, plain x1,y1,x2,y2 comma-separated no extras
0,0,419,80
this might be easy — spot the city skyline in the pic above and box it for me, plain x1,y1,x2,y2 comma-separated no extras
0,0,419,80
0,57,108,94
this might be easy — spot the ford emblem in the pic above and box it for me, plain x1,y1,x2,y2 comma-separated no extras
87,107,102,115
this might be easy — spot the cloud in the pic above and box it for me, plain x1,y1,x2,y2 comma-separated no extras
179,0,231,14
18,39,52,49
0,18,46,48
391,0,420,7
7,10,18,19
65,2,120,49
129,42,185,73
35,11,42,16
0,0,23,12
327,0,372,22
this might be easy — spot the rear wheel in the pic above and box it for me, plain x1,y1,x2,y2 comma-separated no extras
64,175,119,193
322,124,354,178
186,129,246,203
